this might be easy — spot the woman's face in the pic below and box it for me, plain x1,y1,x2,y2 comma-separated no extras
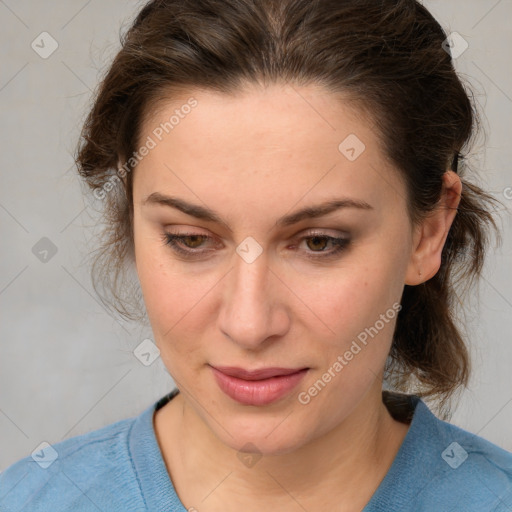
132,83,417,454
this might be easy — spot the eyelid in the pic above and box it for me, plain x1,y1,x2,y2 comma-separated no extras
161,228,351,261
162,227,349,244
300,228,350,238
161,231,218,253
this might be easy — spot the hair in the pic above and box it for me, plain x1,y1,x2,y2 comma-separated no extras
75,0,503,417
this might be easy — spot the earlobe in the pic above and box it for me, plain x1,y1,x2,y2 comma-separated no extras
404,223,427,285
404,171,462,285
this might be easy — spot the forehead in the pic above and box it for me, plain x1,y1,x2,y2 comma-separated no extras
141,82,373,153
134,83,405,214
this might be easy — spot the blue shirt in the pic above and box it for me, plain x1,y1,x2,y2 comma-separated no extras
1,389,511,511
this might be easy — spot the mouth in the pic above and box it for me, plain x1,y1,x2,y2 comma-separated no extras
210,365,309,380
209,365,310,406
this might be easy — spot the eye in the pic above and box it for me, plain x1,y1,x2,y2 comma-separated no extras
161,232,214,257
160,230,351,260
293,232,351,260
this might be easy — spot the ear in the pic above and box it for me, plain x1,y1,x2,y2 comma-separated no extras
405,171,462,285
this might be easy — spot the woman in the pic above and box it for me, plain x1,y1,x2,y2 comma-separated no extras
1,0,511,510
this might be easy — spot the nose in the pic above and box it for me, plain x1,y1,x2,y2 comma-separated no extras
217,248,290,349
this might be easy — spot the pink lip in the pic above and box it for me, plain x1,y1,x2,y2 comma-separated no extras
210,365,309,406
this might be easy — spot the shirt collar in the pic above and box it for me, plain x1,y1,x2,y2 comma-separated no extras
129,388,438,511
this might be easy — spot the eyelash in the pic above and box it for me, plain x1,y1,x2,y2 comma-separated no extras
160,231,350,261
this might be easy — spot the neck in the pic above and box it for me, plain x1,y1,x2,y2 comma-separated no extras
154,382,410,511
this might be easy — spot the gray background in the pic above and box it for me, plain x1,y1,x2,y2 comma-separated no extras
1,0,511,471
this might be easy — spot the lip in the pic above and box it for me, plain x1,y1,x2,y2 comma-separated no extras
210,365,309,406
211,366,307,380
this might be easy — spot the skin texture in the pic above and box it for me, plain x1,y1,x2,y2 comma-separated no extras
131,82,462,511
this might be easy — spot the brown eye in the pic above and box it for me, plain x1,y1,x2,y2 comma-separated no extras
297,233,351,260
306,236,330,252
161,232,213,257
179,234,206,249
161,230,350,261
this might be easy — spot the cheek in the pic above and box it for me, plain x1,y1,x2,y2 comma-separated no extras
137,256,195,332
134,239,219,353
134,231,180,332
133,218,185,325
303,257,400,340
302,252,403,389
301,266,401,407
136,256,210,376
136,245,401,334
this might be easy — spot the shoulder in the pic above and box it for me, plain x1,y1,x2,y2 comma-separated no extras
0,414,146,512
372,393,512,511
429,411,512,509
407,398,512,510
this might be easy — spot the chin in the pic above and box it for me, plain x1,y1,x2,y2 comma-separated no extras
211,416,311,458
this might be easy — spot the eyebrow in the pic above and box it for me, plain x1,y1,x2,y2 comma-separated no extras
142,192,374,231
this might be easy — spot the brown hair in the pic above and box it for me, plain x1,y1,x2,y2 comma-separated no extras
75,0,502,417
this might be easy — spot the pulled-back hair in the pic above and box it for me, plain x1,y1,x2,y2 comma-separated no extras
75,0,502,416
